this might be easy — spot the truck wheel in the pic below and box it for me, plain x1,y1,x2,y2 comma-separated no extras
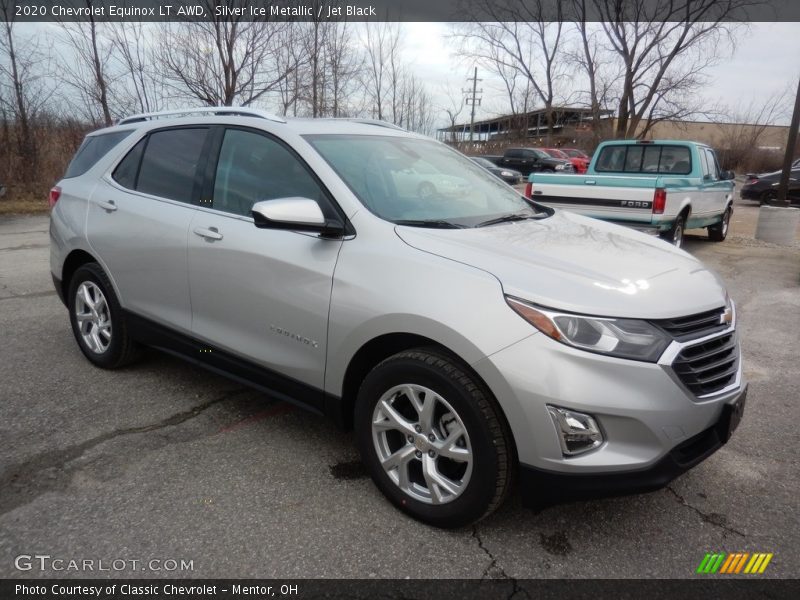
68,263,142,369
355,348,514,528
659,215,685,248
708,206,732,242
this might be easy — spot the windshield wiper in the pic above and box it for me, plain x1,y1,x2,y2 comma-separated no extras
476,212,545,228
394,219,467,229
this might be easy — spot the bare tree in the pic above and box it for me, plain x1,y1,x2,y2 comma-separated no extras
56,1,115,126
108,21,165,115
362,22,402,121
156,1,290,107
439,84,466,142
452,0,568,143
589,0,746,139
0,2,53,181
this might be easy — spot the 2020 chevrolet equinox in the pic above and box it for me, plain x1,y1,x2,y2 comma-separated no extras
49,108,747,528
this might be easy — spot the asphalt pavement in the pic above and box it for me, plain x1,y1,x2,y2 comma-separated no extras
0,202,798,579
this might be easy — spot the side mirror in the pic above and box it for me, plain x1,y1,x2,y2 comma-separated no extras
721,170,735,180
251,198,344,237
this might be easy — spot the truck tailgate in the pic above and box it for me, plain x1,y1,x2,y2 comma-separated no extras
530,174,660,225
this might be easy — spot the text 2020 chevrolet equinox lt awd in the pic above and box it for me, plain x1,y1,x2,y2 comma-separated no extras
49,108,747,528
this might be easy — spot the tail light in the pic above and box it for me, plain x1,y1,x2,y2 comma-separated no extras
653,187,666,214
746,177,758,184
524,182,533,198
48,186,62,208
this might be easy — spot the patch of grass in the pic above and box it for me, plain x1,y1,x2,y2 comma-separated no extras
0,194,50,216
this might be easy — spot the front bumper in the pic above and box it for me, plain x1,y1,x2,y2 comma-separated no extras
472,322,746,496
518,383,747,508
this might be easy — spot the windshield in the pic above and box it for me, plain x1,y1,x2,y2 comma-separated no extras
306,135,547,227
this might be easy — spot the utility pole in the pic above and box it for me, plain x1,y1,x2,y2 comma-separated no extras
464,68,483,143
775,76,800,207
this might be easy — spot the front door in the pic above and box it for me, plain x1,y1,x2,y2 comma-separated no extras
188,127,343,398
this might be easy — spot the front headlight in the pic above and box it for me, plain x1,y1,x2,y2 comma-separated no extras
554,163,566,170
500,170,514,177
506,297,671,362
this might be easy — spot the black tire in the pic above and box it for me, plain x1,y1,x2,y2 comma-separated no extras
760,190,776,205
708,205,732,242
355,348,514,528
67,262,141,369
660,214,686,248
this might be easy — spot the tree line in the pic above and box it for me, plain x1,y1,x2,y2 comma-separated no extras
0,0,791,202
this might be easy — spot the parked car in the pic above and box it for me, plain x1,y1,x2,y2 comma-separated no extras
390,165,471,200
469,156,522,185
50,109,746,527
484,148,574,176
527,140,735,247
561,148,592,174
740,167,800,204
540,148,590,175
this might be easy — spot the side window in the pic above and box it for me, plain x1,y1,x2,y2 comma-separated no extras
704,149,720,180
212,128,328,218
64,130,133,178
136,128,208,202
506,149,521,159
112,138,146,189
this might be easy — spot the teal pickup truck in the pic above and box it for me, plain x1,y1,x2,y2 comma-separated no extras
526,140,735,247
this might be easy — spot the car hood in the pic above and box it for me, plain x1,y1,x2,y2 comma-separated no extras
395,211,727,319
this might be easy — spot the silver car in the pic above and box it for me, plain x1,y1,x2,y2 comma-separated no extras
49,108,747,528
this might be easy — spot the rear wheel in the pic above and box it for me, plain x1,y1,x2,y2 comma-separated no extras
355,349,514,528
708,205,732,242
760,190,777,205
659,214,686,248
68,263,141,369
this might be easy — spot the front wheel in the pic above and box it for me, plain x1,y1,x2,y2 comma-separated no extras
660,215,686,248
355,349,514,528
68,262,141,369
708,206,732,242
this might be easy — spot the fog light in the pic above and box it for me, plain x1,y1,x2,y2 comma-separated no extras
547,405,604,456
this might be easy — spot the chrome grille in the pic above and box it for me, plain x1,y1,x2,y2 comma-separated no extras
672,332,739,396
653,307,726,341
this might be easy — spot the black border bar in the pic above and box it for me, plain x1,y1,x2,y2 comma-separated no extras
4,0,800,22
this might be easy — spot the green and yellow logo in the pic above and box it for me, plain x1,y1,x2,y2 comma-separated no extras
696,552,773,574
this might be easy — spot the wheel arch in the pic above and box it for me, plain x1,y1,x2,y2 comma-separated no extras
60,249,99,305
330,332,512,442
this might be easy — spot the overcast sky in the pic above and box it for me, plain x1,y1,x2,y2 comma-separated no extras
403,22,800,126
12,20,800,127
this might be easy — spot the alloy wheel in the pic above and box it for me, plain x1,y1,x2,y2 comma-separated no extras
371,384,473,505
74,281,112,354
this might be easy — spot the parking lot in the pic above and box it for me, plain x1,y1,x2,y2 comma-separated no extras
1,200,798,579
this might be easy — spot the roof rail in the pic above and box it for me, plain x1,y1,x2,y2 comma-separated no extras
117,107,287,126
338,118,405,131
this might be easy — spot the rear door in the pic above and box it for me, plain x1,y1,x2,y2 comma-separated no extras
187,126,343,402
88,127,210,333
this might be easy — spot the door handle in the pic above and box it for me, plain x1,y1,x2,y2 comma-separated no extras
97,200,117,212
193,227,223,241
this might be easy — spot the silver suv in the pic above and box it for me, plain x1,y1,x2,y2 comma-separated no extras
50,108,747,528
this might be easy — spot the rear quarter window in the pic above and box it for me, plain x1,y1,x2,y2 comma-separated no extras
63,130,133,178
